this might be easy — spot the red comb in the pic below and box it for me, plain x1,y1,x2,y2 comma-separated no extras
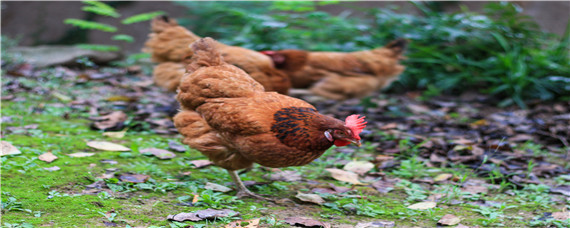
345,114,367,137
260,50,275,55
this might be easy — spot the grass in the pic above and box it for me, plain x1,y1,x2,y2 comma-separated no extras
2,85,569,227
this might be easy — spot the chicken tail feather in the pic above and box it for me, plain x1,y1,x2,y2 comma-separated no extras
187,37,225,72
385,38,408,55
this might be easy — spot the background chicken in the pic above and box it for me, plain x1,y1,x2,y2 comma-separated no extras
173,38,366,198
261,39,408,100
144,16,290,94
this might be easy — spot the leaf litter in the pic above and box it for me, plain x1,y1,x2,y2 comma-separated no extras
3,53,570,227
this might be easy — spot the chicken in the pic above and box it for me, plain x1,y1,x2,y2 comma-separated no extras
261,39,408,100
173,38,367,198
144,16,291,94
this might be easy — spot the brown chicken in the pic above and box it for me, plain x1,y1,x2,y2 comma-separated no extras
144,16,290,94
261,39,408,100
173,38,367,198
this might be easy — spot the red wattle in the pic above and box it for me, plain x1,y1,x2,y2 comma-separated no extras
334,140,350,147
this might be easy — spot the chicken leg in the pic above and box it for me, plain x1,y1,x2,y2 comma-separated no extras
227,170,269,200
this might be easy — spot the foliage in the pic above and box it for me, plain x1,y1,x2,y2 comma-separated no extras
175,1,569,107
64,0,163,53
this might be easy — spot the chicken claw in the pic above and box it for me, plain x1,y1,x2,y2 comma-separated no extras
228,170,272,201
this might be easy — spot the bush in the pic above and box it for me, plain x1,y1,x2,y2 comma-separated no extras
175,1,569,107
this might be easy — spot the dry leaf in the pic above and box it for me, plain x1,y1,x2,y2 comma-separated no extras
102,128,128,139
407,201,437,210
437,214,461,226
434,173,453,182
91,111,127,130
371,180,395,194
225,218,260,228
1,141,21,156
380,123,398,130
343,161,375,175
205,182,232,193
168,141,187,152
269,170,302,182
140,148,176,159
87,141,130,151
39,152,58,163
167,209,239,222
461,185,488,195
296,192,325,205
119,173,150,183
355,221,395,228
284,217,330,228
325,168,363,185
44,166,61,171
552,211,570,221
67,152,95,157
190,160,213,168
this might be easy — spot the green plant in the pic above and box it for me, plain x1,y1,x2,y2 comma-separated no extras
175,1,569,107
64,0,164,52
472,203,517,227
392,156,428,179
194,190,243,209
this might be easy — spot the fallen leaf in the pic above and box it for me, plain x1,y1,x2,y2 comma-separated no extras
190,160,213,168
167,209,239,222
312,188,336,194
106,95,135,102
379,123,398,130
469,119,487,128
375,155,394,162
550,185,570,196
102,128,128,139
205,182,232,193
119,173,150,183
437,214,461,226
325,168,363,185
1,141,21,156
284,217,330,228
168,141,187,152
39,152,58,163
407,201,437,210
87,141,130,151
225,218,260,228
100,159,118,165
451,138,476,146
296,192,325,205
508,134,534,142
461,185,488,195
407,103,430,114
67,152,95,157
552,211,570,221
371,180,395,194
343,160,375,175
91,111,127,131
140,148,176,159
52,91,72,102
355,221,396,228
434,173,453,182
269,170,302,182
44,166,61,171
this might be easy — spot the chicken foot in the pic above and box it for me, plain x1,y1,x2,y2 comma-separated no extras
227,170,271,201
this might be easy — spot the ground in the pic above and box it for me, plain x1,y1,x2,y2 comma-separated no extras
1,62,569,227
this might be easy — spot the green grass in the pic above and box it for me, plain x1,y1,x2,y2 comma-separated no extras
3,94,568,227
2,63,569,227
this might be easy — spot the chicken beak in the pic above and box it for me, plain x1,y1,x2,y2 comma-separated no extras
347,139,361,147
